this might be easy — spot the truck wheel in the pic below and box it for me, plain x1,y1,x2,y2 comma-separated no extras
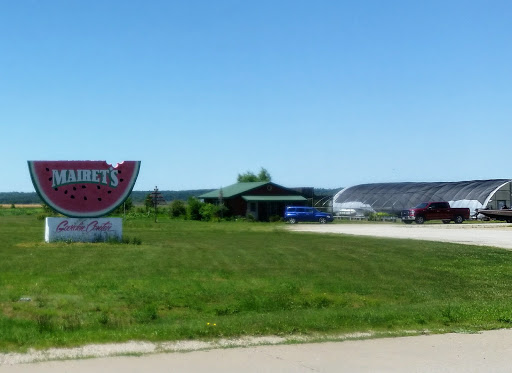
415,216,425,224
288,217,297,224
454,215,464,224
318,217,327,224
442,220,451,224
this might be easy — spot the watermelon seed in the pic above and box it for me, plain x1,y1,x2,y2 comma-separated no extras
49,177,53,182
98,198,102,202
97,185,101,190
64,190,68,194
120,179,124,182
46,168,49,172
54,188,58,191
73,187,77,191
82,185,86,189
118,170,122,174
71,195,75,199
84,196,87,201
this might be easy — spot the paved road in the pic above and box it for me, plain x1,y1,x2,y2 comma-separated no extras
2,329,512,372
287,222,512,250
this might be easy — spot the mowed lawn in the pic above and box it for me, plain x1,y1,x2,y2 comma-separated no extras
1,212,512,352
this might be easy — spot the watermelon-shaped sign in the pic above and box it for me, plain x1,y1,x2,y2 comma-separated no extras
28,160,141,218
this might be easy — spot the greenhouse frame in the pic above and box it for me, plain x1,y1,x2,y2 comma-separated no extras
333,179,512,217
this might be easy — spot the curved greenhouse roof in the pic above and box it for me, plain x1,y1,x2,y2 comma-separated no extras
333,179,511,216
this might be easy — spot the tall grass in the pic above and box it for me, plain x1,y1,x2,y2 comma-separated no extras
1,215,512,352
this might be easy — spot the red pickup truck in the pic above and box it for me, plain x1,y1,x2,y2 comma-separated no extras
401,202,470,224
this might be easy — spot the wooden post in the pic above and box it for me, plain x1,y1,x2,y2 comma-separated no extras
150,186,166,223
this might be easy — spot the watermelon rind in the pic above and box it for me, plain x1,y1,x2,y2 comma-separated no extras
28,161,141,218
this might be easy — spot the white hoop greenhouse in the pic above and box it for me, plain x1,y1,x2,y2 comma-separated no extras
333,179,512,217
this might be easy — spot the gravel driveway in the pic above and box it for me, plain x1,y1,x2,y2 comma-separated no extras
287,222,512,250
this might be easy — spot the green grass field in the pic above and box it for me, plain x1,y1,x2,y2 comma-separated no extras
1,210,512,352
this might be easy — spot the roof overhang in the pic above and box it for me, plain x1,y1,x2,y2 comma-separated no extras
242,195,307,202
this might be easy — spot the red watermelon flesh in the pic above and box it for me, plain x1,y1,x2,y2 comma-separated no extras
28,160,141,218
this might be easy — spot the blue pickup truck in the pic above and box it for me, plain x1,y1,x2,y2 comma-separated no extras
284,206,333,224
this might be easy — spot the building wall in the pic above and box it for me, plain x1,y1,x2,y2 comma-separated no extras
202,183,305,220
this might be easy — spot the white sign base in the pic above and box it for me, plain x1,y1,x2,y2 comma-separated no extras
45,217,123,243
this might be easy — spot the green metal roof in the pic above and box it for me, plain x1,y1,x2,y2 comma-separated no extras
242,195,307,202
199,182,268,198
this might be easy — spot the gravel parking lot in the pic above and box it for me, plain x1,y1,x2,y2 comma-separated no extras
287,222,512,250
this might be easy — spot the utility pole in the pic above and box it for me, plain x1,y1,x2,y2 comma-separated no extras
150,186,166,222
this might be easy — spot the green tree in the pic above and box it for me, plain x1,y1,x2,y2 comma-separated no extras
144,194,153,212
257,167,271,182
237,167,271,182
170,199,186,218
187,197,203,221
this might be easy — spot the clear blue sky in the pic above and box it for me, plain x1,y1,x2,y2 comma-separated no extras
1,0,511,192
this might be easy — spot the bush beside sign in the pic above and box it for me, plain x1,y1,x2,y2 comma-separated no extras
45,217,122,243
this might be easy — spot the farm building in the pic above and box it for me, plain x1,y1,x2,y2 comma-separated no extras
199,182,307,221
333,179,512,217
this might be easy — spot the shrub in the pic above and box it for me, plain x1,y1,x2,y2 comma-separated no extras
187,197,203,221
169,200,186,218
198,203,230,221
366,212,393,221
199,203,218,221
366,212,378,221
41,203,57,215
269,215,282,222
125,211,151,220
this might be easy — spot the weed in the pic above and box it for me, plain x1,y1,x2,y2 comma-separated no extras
36,312,55,333
133,304,158,324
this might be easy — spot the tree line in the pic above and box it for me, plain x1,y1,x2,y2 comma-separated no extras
1,168,341,205
0,190,214,205
0,188,341,205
